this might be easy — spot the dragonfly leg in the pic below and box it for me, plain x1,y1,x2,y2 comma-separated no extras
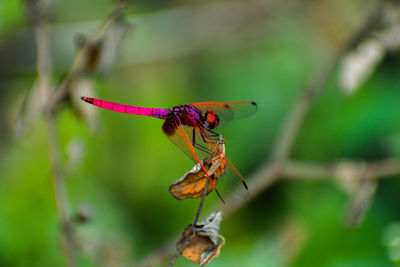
199,127,219,144
192,128,197,146
208,129,220,137
192,129,213,155
194,143,213,155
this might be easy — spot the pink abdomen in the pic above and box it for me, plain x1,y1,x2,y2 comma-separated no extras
81,97,170,119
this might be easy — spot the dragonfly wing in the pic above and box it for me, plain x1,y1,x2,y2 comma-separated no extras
221,157,250,199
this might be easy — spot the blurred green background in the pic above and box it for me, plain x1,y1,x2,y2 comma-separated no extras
1,0,400,266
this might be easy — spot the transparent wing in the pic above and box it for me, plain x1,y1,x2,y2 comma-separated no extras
220,157,250,199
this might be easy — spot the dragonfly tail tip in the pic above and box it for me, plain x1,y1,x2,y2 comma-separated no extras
80,96,93,104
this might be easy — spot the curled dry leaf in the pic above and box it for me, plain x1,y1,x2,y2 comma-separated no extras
177,212,225,266
169,138,227,200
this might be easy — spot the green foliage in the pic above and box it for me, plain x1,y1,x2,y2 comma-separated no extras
1,0,399,266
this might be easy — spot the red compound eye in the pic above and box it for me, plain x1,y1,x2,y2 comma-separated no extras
204,110,219,129
207,111,216,123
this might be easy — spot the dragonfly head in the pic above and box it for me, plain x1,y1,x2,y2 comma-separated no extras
203,110,220,129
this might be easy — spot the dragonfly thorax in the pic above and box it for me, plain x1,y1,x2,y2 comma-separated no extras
171,104,202,127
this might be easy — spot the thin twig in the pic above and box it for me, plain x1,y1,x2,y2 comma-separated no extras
168,179,210,267
283,159,400,181
138,2,387,265
45,114,77,267
30,2,78,266
32,6,78,267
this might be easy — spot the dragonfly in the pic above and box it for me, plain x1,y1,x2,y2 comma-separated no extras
81,96,257,202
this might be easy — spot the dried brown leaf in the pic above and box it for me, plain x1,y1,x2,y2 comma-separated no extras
169,140,227,200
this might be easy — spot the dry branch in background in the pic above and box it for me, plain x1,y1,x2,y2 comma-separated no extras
138,1,394,265
28,2,129,267
28,0,78,266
